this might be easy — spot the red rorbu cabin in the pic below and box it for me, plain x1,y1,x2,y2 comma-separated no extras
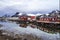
19,16,28,21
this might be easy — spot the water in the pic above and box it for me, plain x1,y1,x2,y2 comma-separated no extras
0,22,60,40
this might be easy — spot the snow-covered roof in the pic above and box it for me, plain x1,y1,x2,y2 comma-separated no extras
36,13,42,16
18,13,35,16
46,14,49,16
18,13,23,16
27,14,35,16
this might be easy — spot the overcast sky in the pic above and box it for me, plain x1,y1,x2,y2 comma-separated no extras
0,0,59,16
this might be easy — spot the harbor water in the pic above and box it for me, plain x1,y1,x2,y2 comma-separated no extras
0,21,60,40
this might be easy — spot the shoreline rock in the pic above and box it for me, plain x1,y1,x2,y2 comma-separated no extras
0,31,41,40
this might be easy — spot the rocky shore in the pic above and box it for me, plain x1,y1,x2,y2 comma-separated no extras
0,31,41,40
0,24,41,40
0,22,60,40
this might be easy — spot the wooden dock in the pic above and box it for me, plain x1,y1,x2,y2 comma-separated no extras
37,21,60,24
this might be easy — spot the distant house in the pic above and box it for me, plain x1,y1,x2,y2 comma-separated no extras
36,10,60,22
19,13,36,21
27,14,36,21
19,13,28,21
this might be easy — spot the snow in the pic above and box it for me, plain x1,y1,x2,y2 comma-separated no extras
18,13,23,16
27,14,35,16
0,22,60,40
18,13,36,16
36,13,42,16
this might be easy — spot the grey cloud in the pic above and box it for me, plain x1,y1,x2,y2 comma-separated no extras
0,0,59,16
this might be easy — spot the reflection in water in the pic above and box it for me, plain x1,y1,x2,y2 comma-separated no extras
19,23,60,34
0,22,60,40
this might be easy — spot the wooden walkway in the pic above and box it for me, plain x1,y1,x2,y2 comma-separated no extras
37,21,60,24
